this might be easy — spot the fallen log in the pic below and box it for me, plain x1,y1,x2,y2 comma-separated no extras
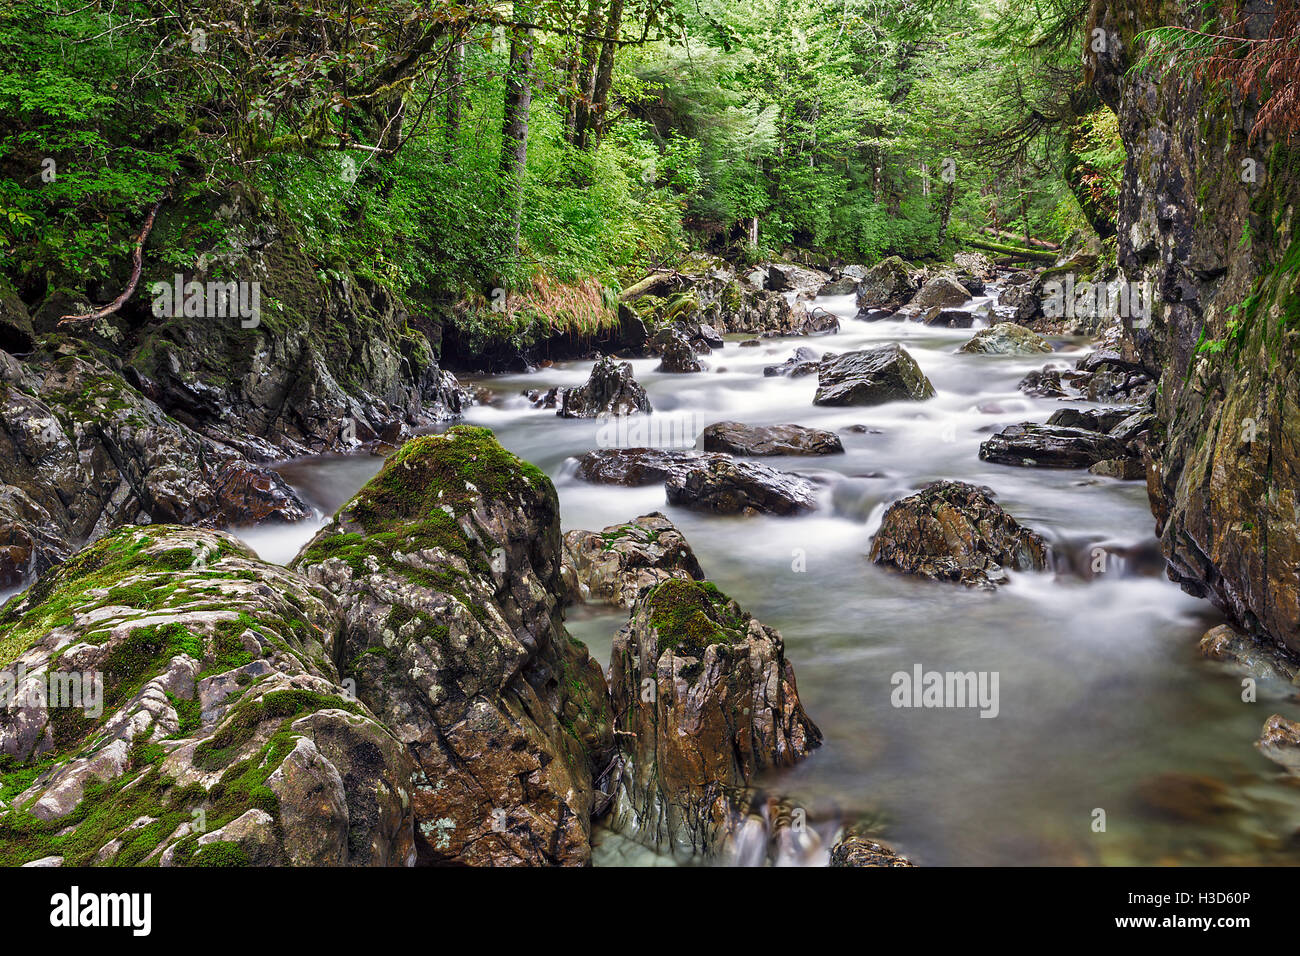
965,236,1058,263
617,270,688,302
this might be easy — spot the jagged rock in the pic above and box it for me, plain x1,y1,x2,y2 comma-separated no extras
1019,367,1073,397
818,276,858,296
1257,715,1300,774
0,350,311,582
654,330,705,374
798,307,841,336
293,427,615,866
1088,457,1146,480
702,421,843,457
557,355,653,417
0,525,415,866
829,832,914,867
523,386,559,408
695,324,725,350
665,458,817,515
605,578,821,857
921,308,974,328
562,512,705,608
855,256,916,309
1046,405,1143,433
813,344,936,406
571,448,724,486
959,323,1053,355
979,424,1129,469
868,480,1049,589
912,275,972,310
763,347,821,378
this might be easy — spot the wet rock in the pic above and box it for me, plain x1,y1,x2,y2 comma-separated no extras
557,355,653,417
571,448,723,486
0,525,416,866
953,251,995,279
665,458,817,515
829,833,914,867
1257,715,1300,774
1088,457,1146,480
654,330,705,374
695,324,725,350
767,263,830,298
912,275,972,310
294,427,615,865
922,309,974,328
562,512,705,609
799,307,841,336
855,256,916,309
813,344,936,406
523,386,559,408
979,424,1129,469
763,347,821,378
1046,405,1142,433
856,306,902,322
868,480,1049,589
959,323,1053,355
1199,625,1296,682
605,578,822,857
818,276,858,296
702,421,843,457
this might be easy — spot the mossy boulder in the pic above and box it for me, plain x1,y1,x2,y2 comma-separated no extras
0,526,414,867
293,426,615,865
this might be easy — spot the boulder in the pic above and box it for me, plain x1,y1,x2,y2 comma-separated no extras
665,458,817,515
0,526,415,866
1257,715,1300,774
979,423,1129,468
868,480,1049,589
571,448,724,486
829,832,914,867
605,578,822,856
557,355,653,417
654,330,705,374
813,344,936,406
763,346,821,378
293,427,615,866
767,263,829,298
562,512,705,609
798,307,841,335
912,275,972,310
953,251,996,279
855,256,916,309
702,421,843,457
959,323,1053,355
922,309,974,328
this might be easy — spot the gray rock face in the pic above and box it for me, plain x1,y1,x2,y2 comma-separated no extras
813,344,936,406
869,480,1049,589
665,457,817,515
702,421,843,457
558,355,653,417
979,424,1129,469
959,323,1053,355
767,263,830,297
562,512,705,609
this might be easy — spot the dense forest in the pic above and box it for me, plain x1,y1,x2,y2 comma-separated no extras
0,0,1298,884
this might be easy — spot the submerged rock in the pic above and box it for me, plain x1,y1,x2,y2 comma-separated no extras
868,480,1049,589
829,831,914,867
979,423,1128,469
702,421,844,457
562,512,705,609
606,578,822,857
959,323,1053,355
0,525,415,866
1256,715,1300,774
665,457,818,515
557,355,652,417
293,427,615,866
813,344,936,406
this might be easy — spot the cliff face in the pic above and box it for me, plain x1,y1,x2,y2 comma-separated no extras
1090,0,1300,653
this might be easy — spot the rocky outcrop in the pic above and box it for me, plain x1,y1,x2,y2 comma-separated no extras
0,525,414,866
1090,0,1300,655
959,323,1053,355
605,578,821,857
665,457,818,515
562,512,705,609
702,421,844,457
813,344,936,406
292,427,614,866
557,355,653,417
869,480,1049,589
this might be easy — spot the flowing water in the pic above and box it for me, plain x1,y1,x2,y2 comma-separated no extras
229,283,1300,866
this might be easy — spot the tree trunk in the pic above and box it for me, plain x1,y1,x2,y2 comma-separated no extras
500,18,534,258
579,0,624,150
568,0,604,145
445,40,464,163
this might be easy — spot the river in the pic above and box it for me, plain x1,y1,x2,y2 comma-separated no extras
231,281,1300,866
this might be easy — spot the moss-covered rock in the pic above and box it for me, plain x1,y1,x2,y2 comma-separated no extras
293,426,614,865
0,525,414,866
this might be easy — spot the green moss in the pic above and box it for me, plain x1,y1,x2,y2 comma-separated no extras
645,579,749,657
190,841,250,867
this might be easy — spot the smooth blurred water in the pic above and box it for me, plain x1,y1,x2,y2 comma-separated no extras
234,284,1300,866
